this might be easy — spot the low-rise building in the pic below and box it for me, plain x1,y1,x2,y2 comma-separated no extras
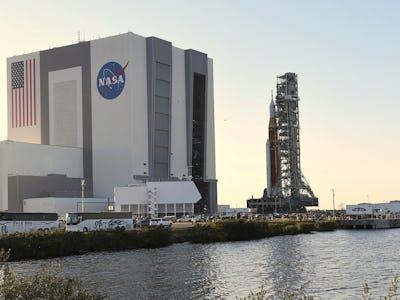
114,181,201,218
346,201,400,218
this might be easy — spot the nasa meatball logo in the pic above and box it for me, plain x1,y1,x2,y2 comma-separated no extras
97,61,129,100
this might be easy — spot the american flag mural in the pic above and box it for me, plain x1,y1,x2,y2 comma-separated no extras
11,59,37,128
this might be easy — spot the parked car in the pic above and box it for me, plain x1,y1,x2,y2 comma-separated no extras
176,216,194,223
135,218,150,228
149,218,172,227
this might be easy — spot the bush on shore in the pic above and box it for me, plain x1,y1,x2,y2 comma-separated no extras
314,220,338,231
0,220,337,261
189,219,270,243
187,220,337,244
0,227,174,261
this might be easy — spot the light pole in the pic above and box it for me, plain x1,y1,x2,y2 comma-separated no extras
331,188,335,220
81,179,86,213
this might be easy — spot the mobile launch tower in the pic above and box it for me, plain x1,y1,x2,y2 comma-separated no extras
248,73,318,212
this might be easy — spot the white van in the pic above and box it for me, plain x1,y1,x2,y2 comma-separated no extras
149,218,172,227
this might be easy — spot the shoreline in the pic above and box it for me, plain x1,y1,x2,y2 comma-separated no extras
0,219,338,261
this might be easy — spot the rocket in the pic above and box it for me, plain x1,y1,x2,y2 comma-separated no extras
266,93,279,197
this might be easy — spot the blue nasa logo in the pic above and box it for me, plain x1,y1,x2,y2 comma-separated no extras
97,61,129,100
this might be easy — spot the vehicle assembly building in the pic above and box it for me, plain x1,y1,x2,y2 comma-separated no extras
1,32,217,215
248,73,318,213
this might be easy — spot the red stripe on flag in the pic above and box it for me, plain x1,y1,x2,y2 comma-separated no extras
29,59,33,127
11,89,14,128
18,88,21,127
25,61,32,126
26,60,29,127
15,89,18,128
22,74,25,127
22,87,25,127
24,63,27,126
33,59,36,126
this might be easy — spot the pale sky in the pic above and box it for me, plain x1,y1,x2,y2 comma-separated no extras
1,0,400,209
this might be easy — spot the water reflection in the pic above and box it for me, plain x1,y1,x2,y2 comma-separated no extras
265,235,312,297
10,230,400,299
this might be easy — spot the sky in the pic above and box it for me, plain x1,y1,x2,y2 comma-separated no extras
1,0,400,210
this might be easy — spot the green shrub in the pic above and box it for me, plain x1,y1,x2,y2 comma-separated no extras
0,228,175,261
190,220,277,243
267,222,285,236
282,224,299,235
187,219,330,244
189,223,223,243
188,220,271,243
295,222,315,233
315,221,337,231
140,227,174,248
219,219,268,241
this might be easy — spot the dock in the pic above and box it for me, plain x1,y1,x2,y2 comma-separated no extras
340,218,400,229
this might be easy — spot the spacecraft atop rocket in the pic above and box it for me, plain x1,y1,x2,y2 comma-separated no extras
249,73,318,213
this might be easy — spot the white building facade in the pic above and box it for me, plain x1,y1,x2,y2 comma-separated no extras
3,32,217,214
114,181,201,218
346,201,400,218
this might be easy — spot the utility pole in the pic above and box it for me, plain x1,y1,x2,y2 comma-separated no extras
81,179,86,213
331,188,335,220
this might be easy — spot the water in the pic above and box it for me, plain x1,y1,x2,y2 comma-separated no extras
9,229,400,299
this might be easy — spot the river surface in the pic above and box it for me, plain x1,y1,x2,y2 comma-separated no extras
9,229,400,299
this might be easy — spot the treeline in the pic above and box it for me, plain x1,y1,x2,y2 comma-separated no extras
0,220,337,261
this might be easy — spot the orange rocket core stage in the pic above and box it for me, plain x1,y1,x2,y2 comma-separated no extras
268,115,279,189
